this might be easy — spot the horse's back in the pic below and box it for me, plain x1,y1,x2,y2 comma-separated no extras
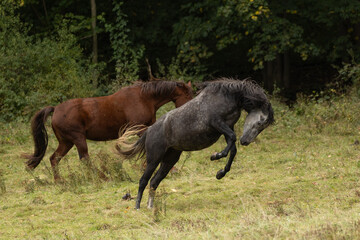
51,86,155,141
151,95,221,151
51,94,124,140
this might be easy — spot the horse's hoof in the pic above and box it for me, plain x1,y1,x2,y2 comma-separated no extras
216,169,226,179
210,152,220,161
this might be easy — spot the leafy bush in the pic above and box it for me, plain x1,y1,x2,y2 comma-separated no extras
0,2,95,121
337,52,360,97
289,89,359,135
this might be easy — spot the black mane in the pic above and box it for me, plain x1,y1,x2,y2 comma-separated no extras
201,78,271,114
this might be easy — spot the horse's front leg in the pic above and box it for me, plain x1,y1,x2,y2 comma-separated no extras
215,143,237,179
209,120,236,161
209,120,238,179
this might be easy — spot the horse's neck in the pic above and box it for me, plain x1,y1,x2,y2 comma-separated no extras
119,85,175,111
151,95,173,111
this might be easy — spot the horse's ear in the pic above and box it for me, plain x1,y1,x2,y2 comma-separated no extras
187,81,192,87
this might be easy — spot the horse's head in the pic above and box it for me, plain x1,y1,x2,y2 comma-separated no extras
173,81,193,107
240,103,274,146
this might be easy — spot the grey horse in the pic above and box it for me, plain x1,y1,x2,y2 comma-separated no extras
117,78,275,209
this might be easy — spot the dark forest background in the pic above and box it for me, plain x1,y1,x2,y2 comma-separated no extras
1,0,360,121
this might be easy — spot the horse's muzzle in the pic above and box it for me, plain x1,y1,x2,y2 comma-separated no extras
240,139,250,146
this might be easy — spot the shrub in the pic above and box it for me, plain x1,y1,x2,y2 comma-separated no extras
0,2,95,121
337,51,360,97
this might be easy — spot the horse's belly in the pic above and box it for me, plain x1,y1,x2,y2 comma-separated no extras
86,127,120,141
172,132,221,151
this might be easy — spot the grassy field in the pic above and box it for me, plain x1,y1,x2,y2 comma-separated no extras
0,93,360,239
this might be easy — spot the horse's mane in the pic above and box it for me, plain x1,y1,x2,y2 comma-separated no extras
201,78,274,124
200,78,266,101
134,80,189,97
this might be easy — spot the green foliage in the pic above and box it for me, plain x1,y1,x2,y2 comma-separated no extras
0,3,95,121
156,58,205,84
105,2,144,89
2,0,360,120
337,51,360,97
170,0,360,72
171,1,220,75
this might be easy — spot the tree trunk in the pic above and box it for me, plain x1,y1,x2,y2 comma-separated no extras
90,0,98,87
262,53,291,94
42,0,49,25
354,23,360,47
263,61,274,93
275,53,283,88
283,51,290,90
90,0,98,64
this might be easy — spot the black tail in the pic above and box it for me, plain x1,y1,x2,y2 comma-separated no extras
116,128,147,159
24,106,54,169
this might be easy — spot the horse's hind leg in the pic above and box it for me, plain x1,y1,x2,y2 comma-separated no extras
73,136,107,180
147,148,182,209
135,148,167,209
136,161,160,209
50,141,73,182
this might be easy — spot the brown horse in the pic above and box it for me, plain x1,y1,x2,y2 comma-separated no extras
24,80,193,181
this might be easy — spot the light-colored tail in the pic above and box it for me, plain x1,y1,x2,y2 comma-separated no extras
116,125,148,159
